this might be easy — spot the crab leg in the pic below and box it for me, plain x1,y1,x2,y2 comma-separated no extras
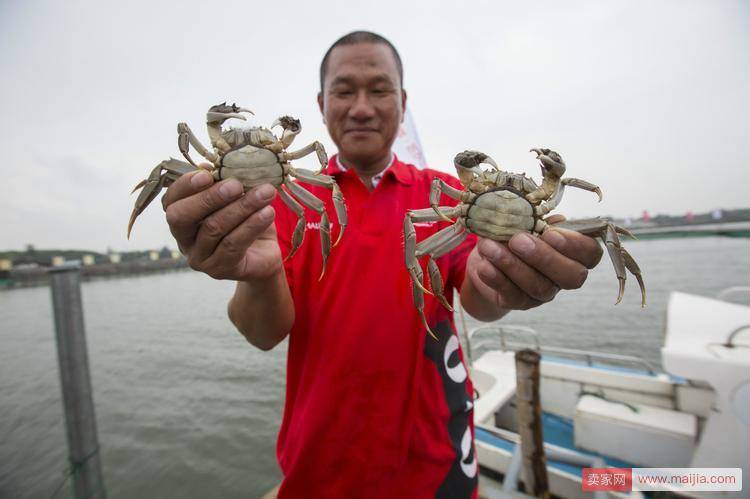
128,158,196,238
405,208,461,292
281,141,328,173
430,178,466,221
409,257,435,340
404,214,434,297
423,229,468,312
549,217,645,306
535,177,602,217
404,207,461,295
562,177,602,202
415,220,464,256
621,248,646,307
284,179,330,280
603,223,628,304
290,167,347,247
404,207,466,337
177,122,219,167
276,186,306,261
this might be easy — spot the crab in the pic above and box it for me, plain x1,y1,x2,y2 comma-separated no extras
404,148,645,337
128,102,347,278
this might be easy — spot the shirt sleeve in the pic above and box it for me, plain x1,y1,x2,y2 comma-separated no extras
437,173,478,293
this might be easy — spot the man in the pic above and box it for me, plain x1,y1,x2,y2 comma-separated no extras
162,31,602,498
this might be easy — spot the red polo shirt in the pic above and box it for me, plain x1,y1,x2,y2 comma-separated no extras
272,154,479,499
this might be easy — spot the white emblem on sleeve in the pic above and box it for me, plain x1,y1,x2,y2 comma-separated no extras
459,426,477,478
443,335,467,383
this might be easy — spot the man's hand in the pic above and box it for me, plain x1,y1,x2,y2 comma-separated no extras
162,165,294,350
162,167,280,282
461,217,603,320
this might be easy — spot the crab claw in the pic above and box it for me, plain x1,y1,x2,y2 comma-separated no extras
454,150,499,170
482,156,499,169
272,116,303,148
206,102,254,124
530,148,566,177
271,116,302,132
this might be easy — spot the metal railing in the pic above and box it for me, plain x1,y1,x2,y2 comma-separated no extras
725,325,750,348
468,325,660,375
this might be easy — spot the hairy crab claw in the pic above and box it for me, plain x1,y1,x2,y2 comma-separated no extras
454,150,500,171
452,150,500,204
206,102,254,124
271,116,303,150
530,148,566,178
271,116,301,133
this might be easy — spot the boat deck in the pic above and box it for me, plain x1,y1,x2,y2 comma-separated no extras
476,411,636,477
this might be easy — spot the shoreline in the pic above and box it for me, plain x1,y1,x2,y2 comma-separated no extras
0,259,189,289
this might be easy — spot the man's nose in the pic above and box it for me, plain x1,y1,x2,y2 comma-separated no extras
348,90,376,120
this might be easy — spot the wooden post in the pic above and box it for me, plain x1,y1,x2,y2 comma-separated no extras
50,264,105,499
514,349,549,498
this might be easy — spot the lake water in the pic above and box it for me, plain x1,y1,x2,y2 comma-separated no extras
1,237,749,498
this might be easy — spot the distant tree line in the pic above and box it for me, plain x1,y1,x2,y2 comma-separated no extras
0,246,178,267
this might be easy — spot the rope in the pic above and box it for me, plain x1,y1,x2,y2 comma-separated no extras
49,446,102,499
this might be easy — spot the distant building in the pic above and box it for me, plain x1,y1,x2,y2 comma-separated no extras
82,255,95,266
51,256,65,267
148,251,160,261
109,253,121,264
0,259,11,270
170,251,181,260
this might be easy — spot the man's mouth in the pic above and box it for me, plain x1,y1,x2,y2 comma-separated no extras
345,128,378,133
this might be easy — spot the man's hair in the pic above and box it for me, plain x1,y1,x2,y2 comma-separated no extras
319,31,403,91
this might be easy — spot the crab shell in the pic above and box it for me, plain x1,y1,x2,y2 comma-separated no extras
463,187,539,240
219,143,285,187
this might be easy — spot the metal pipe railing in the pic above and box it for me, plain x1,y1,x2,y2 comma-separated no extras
725,324,750,348
469,325,660,374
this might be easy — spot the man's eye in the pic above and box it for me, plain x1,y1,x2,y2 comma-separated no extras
334,89,353,96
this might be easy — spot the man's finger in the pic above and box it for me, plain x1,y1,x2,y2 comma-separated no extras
470,255,541,310
161,167,215,210
191,184,277,263
477,239,559,302
507,233,589,290
165,178,245,246
541,228,603,269
201,205,276,272
545,214,566,225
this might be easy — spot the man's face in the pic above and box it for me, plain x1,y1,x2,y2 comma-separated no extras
318,42,406,165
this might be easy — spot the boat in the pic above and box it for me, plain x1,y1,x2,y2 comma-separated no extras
469,288,750,498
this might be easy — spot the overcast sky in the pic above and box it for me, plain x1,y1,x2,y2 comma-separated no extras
1,0,748,252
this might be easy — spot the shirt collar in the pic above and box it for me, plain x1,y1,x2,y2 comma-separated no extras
323,152,414,186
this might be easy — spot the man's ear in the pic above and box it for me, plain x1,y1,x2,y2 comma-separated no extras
400,89,408,123
317,91,325,122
